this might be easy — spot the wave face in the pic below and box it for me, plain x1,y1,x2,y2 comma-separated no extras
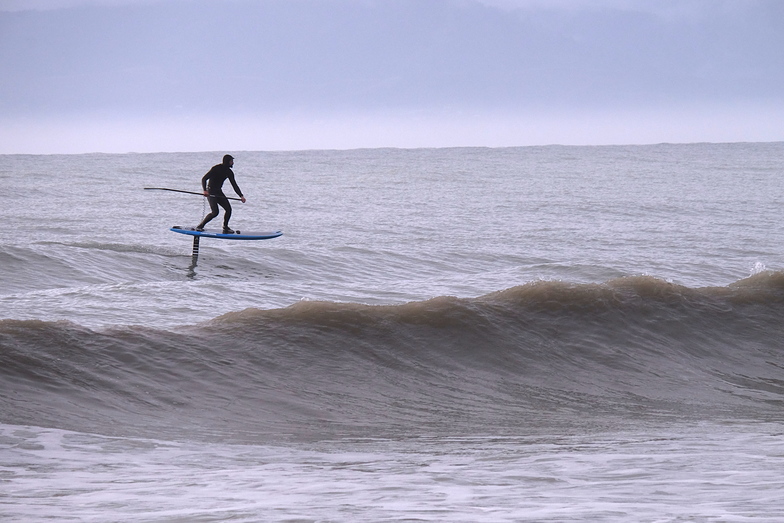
3,273,784,442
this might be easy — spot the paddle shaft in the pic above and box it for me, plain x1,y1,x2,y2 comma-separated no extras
144,187,242,201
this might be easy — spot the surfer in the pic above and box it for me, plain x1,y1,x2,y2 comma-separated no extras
196,154,246,233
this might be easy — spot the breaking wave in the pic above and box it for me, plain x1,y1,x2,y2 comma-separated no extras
2,273,784,442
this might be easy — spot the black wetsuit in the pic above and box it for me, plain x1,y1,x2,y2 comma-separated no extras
198,164,243,229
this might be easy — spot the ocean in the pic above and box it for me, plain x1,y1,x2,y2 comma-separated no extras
2,143,784,521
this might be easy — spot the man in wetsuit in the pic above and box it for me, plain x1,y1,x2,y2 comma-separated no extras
196,154,246,233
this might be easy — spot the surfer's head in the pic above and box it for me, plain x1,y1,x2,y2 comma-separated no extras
222,154,234,166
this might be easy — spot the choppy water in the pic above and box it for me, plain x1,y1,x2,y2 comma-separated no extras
5,425,784,522
2,143,784,521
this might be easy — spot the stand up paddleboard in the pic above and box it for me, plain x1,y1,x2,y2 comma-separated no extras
145,188,282,267
170,226,283,240
170,227,283,267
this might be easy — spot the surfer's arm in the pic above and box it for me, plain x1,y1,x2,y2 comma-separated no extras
228,171,244,200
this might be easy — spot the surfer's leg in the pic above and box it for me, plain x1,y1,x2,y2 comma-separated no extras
197,197,220,230
218,197,233,229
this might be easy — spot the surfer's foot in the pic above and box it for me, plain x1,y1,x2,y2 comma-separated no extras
195,226,204,231
222,227,235,234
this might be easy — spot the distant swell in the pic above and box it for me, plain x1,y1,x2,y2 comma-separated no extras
2,273,784,441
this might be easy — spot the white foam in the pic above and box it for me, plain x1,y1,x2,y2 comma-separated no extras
3,423,784,522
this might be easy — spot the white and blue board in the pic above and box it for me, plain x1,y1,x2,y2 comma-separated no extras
171,226,283,240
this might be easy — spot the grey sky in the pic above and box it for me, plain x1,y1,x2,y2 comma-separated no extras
1,0,782,152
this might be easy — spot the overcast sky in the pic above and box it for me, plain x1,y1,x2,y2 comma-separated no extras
1,0,782,153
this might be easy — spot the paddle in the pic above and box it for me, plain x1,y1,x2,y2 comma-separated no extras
144,187,243,201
